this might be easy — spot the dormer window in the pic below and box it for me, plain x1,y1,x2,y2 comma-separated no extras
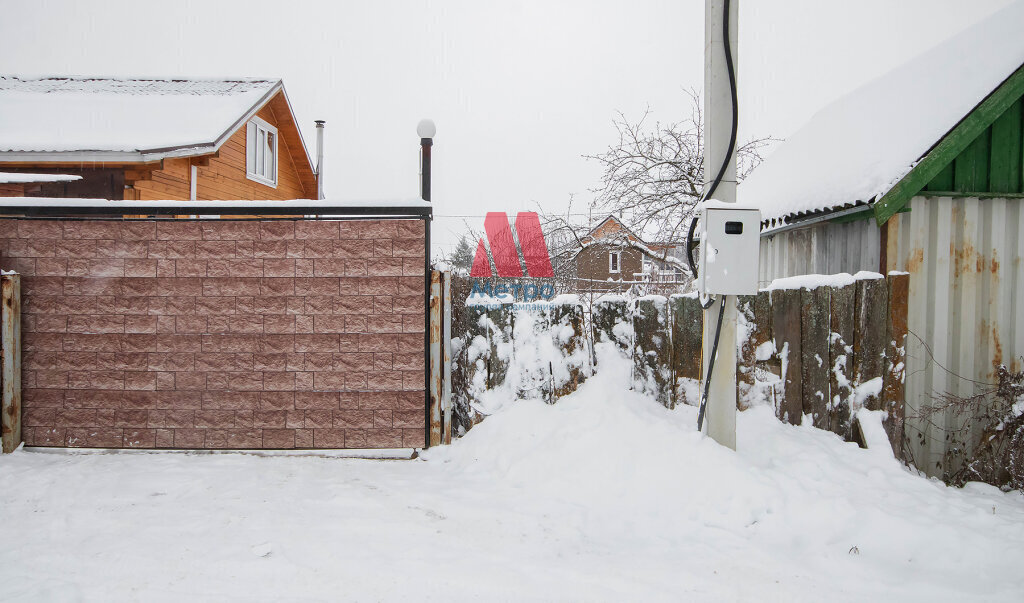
246,117,278,187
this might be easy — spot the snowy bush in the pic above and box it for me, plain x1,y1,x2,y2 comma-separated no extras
632,295,672,407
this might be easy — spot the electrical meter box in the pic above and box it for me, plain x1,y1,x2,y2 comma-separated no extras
696,204,762,296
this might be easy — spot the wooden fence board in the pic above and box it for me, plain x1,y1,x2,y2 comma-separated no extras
633,297,672,408
670,295,703,407
736,295,758,410
486,304,513,389
550,302,587,398
854,277,888,412
800,287,831,428
771,288,803,424
829,284,856,438
592,298,629,350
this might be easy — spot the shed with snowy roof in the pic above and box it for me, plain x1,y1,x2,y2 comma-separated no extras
0,77,318,201
739,2,1024,477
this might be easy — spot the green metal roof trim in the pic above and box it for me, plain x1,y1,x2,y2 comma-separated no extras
874,62,1024,226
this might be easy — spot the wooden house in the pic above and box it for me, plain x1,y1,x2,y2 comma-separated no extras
0,77,318,201
740,2,1024,476
564,215,687,294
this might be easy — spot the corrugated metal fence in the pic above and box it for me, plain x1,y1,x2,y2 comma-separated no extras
759,218,880,287
889,195,1024,476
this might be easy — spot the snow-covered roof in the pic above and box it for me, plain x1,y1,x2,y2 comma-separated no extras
740,2,1024,224
0,172,81,184
0,76,281,161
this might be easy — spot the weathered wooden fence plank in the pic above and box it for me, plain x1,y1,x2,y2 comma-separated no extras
770,288,803,424
550,302,587,398
736,295,758,410
2,273,22,453
800,287,831,428
670,294,702,405
592,297,630,350
633,296,672,408
486,303,513,389
854,277,888,414
828,284,856,438
883,272,910,458
753,290,777,410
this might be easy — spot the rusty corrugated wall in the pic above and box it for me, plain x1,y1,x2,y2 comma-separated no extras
889,195,1024,476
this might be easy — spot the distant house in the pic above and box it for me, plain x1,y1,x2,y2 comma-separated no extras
740,2,1024,476
562,215,687,295
0,76,318,201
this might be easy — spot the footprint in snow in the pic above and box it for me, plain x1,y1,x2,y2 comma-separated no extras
251,542,273,558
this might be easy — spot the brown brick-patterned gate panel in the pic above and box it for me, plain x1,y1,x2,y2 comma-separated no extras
0,218,426,449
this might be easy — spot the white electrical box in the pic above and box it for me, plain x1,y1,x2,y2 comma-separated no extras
696,204,761,296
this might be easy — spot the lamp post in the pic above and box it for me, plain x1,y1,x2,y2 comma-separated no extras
417,119,436,202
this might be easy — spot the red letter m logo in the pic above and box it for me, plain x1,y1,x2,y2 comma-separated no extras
470,212,554,278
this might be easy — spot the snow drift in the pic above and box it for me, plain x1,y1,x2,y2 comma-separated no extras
0,345,1022,601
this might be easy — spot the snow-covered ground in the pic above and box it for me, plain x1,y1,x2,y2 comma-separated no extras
2,347,1023,602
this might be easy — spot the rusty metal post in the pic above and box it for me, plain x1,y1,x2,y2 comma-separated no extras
428,270,442,447
2,273,22,453
442,270,453,444
883,271,910,459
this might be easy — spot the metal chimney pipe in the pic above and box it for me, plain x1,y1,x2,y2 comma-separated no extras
416,119,436,202
314,120,325,200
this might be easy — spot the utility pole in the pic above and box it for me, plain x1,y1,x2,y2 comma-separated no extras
701,0,738,449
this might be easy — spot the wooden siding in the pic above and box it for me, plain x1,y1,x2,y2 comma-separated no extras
132,95,311,202
924,97,1024,194
0,90,315,203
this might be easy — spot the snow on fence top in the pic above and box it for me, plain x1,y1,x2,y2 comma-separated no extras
0,172,81,184
763,271,883,292
0,76,278,154
739,2,1024,223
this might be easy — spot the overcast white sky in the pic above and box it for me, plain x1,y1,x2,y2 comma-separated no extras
0,0,1015,252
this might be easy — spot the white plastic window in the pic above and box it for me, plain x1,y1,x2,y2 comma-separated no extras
246,117,278,187
609,251,620,273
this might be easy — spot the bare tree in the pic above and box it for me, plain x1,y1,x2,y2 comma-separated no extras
586,89,774,246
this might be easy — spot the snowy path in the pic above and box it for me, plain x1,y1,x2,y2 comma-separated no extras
2,352,1023,602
